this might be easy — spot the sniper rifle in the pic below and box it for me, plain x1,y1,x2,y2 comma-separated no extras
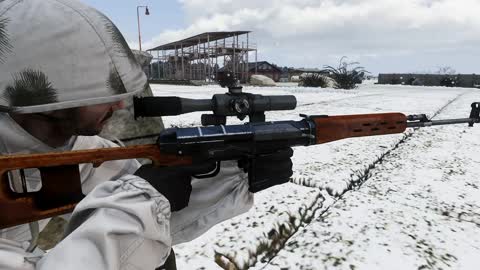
0,78,479,229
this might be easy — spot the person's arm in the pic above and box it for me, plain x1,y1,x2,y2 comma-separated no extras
169,160,253,245
169,148,293,244
0,238,38,270
36,175,172,270
75,136,290,246
77,136,252,245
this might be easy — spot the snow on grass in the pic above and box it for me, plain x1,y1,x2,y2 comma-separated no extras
150,83,480,269
256,91,480,270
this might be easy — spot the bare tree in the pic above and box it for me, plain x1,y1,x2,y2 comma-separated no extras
436,66,456,75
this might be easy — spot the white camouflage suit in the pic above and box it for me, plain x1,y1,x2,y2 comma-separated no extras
0,0,253,269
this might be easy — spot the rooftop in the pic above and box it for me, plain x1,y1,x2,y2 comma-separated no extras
147,31,251,51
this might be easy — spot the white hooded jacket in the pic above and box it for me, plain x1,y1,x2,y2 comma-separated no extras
0,113,253,269
0,0,253,268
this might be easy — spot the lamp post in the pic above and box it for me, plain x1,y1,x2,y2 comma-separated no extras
136,5,149,51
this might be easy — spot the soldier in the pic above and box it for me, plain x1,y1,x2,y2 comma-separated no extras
0,0,292,269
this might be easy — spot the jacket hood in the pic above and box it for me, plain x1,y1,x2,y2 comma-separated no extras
0,0,147,113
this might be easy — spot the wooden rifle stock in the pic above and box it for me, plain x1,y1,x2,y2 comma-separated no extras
0,145,192,229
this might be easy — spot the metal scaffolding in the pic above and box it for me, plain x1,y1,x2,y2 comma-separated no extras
147,31,257,83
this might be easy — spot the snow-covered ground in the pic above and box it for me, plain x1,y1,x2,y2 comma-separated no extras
151,83,480,270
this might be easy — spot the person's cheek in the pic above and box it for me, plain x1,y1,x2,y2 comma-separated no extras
111,100,125,111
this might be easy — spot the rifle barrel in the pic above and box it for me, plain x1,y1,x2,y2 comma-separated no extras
407,118,474,128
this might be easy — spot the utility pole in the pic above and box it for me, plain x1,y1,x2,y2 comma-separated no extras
136,6,150,51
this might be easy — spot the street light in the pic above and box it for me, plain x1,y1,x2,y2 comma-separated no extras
137,5,149,51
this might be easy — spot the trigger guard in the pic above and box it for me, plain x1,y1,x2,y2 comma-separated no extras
193,161,221,179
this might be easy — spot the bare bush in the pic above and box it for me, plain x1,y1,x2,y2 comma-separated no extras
299,73,330,88
436,66,456,75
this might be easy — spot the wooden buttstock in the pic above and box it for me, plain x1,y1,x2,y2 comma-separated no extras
312,113,408,144
0,144,192,229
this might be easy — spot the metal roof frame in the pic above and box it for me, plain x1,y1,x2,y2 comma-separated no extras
147,31,251,51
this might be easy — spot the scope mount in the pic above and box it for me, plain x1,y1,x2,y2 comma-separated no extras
201,84,267,125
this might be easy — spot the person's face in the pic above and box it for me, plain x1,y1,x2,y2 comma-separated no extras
40,100,126,136
9,100,126,148
70,100,126,136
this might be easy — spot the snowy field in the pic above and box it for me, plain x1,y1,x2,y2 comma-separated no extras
151,82,480,270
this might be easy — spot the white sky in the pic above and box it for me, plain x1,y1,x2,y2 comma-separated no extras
132,0,480,74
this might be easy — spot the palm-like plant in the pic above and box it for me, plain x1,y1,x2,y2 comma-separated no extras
107,68,128,94
4,69,58,106
96,11,138,66
323,56,369,89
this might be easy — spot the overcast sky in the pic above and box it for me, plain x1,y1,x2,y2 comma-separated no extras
83,0,480,75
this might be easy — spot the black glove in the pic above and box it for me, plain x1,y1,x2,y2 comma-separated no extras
134,162,216,212
239,148,294,193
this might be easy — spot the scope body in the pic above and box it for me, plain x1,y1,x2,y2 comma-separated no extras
134,91,297,125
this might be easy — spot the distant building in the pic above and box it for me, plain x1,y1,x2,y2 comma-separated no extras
246,61,282,82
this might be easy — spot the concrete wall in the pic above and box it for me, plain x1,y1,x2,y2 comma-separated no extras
378,74,480,88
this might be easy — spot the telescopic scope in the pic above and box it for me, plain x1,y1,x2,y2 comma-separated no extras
134,91,297,125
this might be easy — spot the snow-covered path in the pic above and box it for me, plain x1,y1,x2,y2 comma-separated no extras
151,83,480,270
263,91,480,270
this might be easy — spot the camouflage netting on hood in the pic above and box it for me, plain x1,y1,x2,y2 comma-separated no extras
0,0,147,113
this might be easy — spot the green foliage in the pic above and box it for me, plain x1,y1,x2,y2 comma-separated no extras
299,73,330,88
323,56,369,90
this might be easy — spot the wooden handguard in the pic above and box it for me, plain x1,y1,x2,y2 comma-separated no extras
0,144,192,229
312,113,408,144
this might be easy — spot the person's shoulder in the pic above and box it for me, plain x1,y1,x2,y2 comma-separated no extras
0,113,12,125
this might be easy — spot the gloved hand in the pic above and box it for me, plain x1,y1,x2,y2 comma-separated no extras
239,148,294,193
134,163,216,212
